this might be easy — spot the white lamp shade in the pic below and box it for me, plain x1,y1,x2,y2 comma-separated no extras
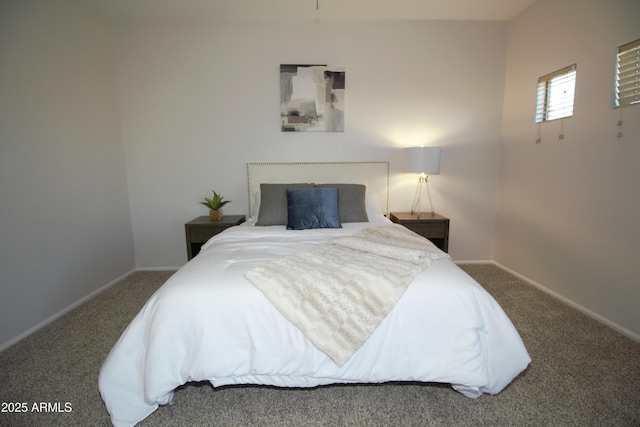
404,146,441,174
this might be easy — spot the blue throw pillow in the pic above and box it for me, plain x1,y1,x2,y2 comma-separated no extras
286,187,342,230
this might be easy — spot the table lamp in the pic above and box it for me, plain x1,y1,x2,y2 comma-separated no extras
404,146,441,218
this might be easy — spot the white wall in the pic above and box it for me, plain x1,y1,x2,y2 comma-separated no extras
0,0,135,349
497,0,640,339
113,19,508,267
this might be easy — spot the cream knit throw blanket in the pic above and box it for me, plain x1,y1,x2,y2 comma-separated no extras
245,225,450,366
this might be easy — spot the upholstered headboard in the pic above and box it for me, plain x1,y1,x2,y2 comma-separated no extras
247,162,389,218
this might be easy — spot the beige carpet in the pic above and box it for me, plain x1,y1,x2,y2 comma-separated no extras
0,265,638,426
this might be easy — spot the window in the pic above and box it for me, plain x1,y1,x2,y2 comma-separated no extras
535,64,576,123
615,38,640,108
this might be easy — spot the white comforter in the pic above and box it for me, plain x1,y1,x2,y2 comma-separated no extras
99,216,530,427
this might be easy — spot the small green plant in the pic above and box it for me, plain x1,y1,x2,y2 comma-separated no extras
200,190,230,210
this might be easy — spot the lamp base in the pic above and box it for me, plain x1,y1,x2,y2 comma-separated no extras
410,210,436,219
410,174,435,219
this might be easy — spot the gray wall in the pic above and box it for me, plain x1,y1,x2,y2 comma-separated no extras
497,0,640,340
112,19,508,267
0,0,135,349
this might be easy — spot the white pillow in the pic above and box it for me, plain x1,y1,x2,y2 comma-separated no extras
365,193,383,218
250,191,260,220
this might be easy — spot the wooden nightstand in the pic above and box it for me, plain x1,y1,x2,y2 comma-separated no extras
185,215,246,260
389,212,450,253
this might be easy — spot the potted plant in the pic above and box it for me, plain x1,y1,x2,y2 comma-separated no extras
200,190,231,221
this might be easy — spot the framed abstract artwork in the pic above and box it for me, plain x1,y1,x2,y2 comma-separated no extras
280,64,345,132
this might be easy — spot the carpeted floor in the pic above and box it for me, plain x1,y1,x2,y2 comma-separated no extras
0,264,639,426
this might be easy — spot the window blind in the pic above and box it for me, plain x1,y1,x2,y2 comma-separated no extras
535,64,577,123
616,38,640,108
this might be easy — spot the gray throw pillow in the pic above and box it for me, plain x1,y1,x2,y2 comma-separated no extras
255,183,314,226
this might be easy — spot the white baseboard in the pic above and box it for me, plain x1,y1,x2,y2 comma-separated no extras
0,269,136,353
454,260,494,265
493,261,640,344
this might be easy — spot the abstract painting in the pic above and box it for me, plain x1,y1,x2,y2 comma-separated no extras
280,64,345,132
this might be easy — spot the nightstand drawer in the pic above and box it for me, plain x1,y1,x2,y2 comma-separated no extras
189,228,219,243
406,222,445,238
185,215,246,260
389,212,449,253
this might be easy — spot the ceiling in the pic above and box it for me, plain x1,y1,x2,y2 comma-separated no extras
86,0,537,23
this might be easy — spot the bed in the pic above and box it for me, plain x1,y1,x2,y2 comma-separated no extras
99,162,530,427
